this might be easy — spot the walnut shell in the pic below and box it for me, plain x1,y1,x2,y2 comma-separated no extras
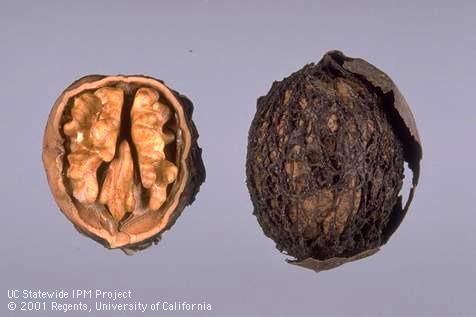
246,51,422,272
43,75,205,252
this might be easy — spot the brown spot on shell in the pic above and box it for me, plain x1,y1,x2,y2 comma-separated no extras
283,90,292,105
299,97,308,109
336,78,353,106
327,114,339,132
303,189,334,214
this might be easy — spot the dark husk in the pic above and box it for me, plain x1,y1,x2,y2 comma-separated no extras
247,51,422,272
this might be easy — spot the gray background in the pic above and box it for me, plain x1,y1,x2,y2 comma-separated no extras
1,0,475,316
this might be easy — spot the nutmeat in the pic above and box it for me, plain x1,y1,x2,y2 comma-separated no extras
246,51,422,271
43,75,205,252
131,88,178,210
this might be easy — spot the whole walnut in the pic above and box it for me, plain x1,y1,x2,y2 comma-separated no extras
246,51,422,271
43,75,205,253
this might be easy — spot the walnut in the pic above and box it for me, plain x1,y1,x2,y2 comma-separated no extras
246,50,422,272
43,75,205,252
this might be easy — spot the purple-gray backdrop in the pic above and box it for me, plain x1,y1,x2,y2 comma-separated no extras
1,1,475,316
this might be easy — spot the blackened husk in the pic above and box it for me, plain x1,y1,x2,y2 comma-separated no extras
246,51,421,271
